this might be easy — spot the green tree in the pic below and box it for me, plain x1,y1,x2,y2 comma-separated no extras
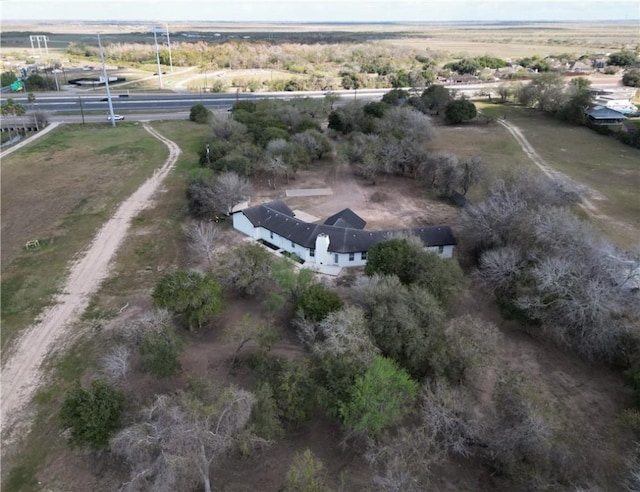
365,238,467,308
444,58,481,75
382,88,410,106
295,283,343,322
217,242,274,297
152,270,223,330
444,99,477,124
365,238,414,281
340,356,418,436
0,98,26,117
420,85,453,114
59,380,125,449
285,449,330,492
360,276,448,378
623,69,640,88
608,51,638,67
189,103,211,124
139,326,183,378
1,71,17,86
24,73,56,91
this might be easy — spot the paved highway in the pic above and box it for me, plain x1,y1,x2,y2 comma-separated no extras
0,89,388,115
0,78,623,118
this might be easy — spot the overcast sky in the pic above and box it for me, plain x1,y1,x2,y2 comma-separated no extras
1,0,638,22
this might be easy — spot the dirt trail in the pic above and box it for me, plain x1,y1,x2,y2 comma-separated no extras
0,124,181,436
496,118,608,219
0,122,61,160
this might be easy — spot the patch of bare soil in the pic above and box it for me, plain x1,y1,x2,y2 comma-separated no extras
252,160,459,231
453,284,631,487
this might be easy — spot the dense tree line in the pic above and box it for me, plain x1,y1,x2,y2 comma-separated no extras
461,170,640,363
186,98,331,218
330,90,483,196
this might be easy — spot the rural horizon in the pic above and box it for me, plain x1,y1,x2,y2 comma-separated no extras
1,13,639,492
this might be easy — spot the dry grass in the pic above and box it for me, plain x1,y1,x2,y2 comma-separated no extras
488,104,640,247
0,123,168,353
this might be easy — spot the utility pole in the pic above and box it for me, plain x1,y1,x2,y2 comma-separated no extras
97,33,117,127
165,24,174,73
78,96,85,124
153,29,163,89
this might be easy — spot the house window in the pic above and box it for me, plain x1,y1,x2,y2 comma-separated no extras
270,231,274,239
310,249,315,258
349,252,355,262
361,251,367,260
438,245,444,254
334,254,339,264
291,241,295,249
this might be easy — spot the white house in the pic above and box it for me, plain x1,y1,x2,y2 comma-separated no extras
232,201,457,268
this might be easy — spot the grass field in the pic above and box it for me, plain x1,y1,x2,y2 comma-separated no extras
477,103,640,247
430,120,535,201
0,123,169,355
83,120,211,316
1,120,209,492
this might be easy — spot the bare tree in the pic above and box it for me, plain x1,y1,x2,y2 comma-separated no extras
476,246,524,293
445,316,501,382
420,379,484,458
312,306,380,369
100,345,131,381
111,386,259,492
209,113,247,141
184,220,219,267
459,156,486,196
262,155,288,189
488,371,557,472
213,171,252,215
433,152,462,197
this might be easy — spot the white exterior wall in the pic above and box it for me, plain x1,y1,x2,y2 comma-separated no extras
332,251,367,267
426,245,454,258
233,213,259,239
314,234,332,265
234,212,455,265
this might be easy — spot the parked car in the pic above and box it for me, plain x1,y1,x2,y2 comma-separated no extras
107,114,125,121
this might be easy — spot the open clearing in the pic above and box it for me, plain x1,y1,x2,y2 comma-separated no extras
1,123,168,352
1,123,181,450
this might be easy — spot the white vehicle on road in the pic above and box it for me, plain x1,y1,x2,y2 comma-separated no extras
107,114,125,121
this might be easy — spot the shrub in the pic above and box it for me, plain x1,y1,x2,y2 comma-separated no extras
59,380,125,449
295,284,343,322
444,99,477,124
189,103,211,124
152,270,223,330
340,356,418,436
285,449,330,492
139,326,183,378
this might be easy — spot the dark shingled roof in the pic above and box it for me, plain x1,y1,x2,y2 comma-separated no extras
323,208,366,230
585,106,627,120
237,201,456,253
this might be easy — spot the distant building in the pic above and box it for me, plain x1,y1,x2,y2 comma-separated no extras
585,106,627,125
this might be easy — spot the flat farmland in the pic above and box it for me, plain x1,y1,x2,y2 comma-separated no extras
0,123,168,351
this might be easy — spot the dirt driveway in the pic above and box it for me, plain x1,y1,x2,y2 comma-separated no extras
0,124,181,438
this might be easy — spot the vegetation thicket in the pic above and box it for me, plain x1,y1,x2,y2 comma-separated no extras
3,27,640,489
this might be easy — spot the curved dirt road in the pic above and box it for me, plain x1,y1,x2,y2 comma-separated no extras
496,118,605,218
1,124,181,435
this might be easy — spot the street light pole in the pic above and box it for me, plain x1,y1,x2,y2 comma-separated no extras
97,32,117,127
165,24,174,73
153,29,163,89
